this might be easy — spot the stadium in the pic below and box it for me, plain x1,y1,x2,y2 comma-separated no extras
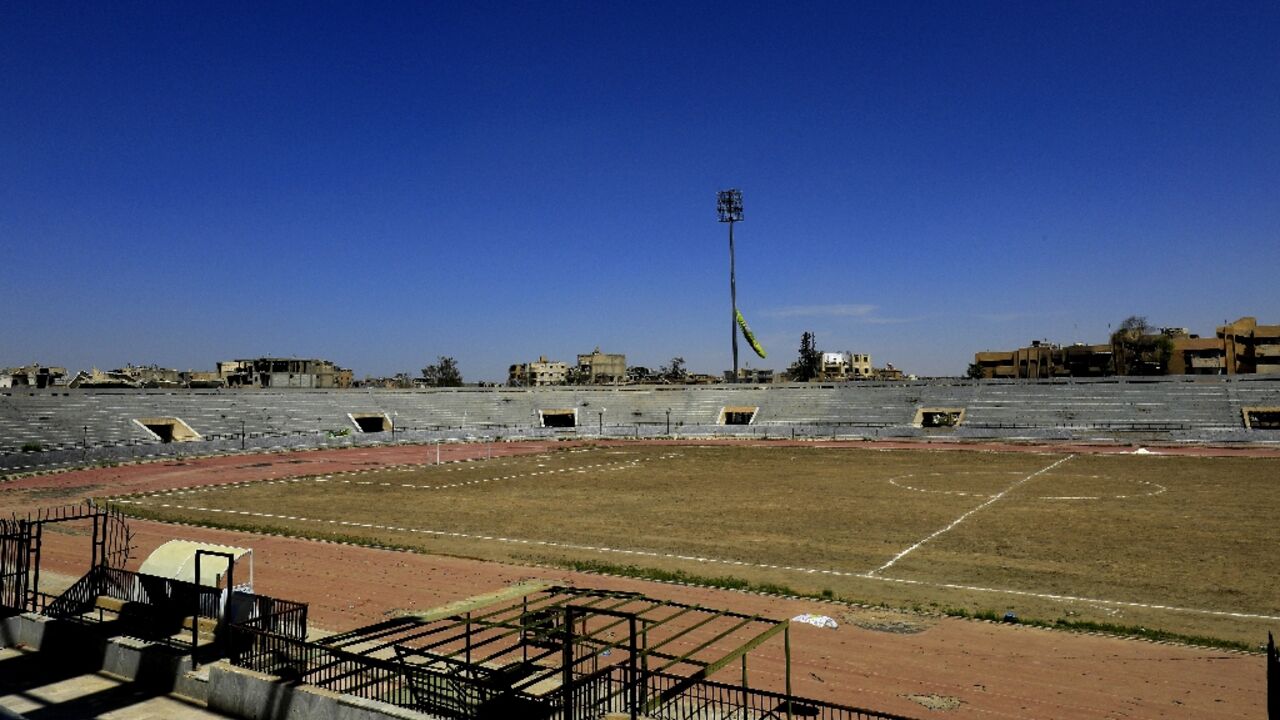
3,379,1279,719
5,3,1280,718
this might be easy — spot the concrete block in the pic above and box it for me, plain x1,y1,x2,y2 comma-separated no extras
0,615,24,649
101,635,147,679
100,635,190,686
207,662,294,720
172,666,211,704
14,613,49,650
206,661,437,720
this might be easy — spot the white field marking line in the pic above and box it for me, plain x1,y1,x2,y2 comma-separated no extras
117,455,512,499
1039,479,1166,501
122,451,682,503
132,459,639,498
860,573,1280,622
112,496,1280,623
888,472,1167,502
870,454,1076,576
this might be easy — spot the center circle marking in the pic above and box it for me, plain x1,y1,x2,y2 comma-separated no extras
887,471,1166,501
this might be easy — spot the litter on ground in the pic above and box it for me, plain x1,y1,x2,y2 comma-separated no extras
792,613,838,629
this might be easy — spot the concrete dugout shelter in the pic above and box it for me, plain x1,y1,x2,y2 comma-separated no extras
138,540,254,593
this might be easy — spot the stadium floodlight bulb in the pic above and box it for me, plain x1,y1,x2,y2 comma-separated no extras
717,189,744,223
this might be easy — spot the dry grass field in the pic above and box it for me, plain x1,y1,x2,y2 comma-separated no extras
107,444,1280,646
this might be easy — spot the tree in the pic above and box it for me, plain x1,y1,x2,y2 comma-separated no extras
421,356,463,387
659,357,687,383
965,362,986,380
1110,316,1174,376
787,332,822,382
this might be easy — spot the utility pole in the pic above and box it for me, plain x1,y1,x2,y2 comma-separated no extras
717,189,744,382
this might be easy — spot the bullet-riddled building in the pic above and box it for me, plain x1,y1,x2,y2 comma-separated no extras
508,356,568,387
818,352,873,381
218,358,352,388
576,348,626,385
1,364,67,389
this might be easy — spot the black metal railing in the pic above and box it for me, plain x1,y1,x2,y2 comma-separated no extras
0,519,32,616
41,566,223,649
234,591,309,641
231,621,535,717
228,620,916,720
1268,632,1277,720
100,567,223,619
43,566,109,619
627,667,917,720
38,565,312,661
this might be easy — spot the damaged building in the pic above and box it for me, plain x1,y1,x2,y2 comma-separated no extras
0,364,67,389
218,358,353,389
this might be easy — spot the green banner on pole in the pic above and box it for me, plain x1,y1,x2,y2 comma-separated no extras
736,310,767,359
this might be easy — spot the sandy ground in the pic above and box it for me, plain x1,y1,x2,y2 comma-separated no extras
2,439,1272,719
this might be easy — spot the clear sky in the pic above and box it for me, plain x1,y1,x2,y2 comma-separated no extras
3,2,1277,380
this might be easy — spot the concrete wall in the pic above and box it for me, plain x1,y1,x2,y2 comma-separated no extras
0,614,432,720
206,663,434,720
2,378,1278,468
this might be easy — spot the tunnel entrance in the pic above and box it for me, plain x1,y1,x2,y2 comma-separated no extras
539,409,577,428
1243,407,1280,430
914,408,965,429
349,413,392,433
718,406,758,425
133,417,202,443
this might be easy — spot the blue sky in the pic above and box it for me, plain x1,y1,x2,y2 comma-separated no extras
3,2,1277,380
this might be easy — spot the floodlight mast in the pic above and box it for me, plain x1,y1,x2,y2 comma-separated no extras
717,189,744,383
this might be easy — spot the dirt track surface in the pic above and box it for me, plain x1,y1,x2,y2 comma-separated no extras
3,439,1270,719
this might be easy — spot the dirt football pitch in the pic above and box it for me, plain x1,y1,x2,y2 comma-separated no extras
107,442,1280,647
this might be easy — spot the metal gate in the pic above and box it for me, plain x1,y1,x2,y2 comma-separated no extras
1268,632,1277,720
0,518,32,615
1,502,133,614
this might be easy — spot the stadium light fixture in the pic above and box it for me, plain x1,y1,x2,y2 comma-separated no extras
717,189,744,382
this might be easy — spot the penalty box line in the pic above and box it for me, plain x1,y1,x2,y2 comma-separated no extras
869,454,1076,576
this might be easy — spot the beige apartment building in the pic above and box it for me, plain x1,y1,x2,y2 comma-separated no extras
1220,316,1280,375
508,356,568,386
576,348,626,385
974,316,1277,378
818,352,873,381
219,358,352,388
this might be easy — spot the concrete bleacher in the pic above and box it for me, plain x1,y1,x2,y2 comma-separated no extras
1,377,1277,469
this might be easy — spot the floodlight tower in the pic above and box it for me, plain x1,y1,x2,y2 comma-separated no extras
717,189,744,382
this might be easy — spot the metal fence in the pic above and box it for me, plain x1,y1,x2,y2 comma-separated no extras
26,561,912,720
1268,632,1277,720
38,565,309,665
42,565,224,651
44,566,221,621
228,621,915,720
629,668,916,720
0,518,31,615
231,621,544,717
235,591,308,641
